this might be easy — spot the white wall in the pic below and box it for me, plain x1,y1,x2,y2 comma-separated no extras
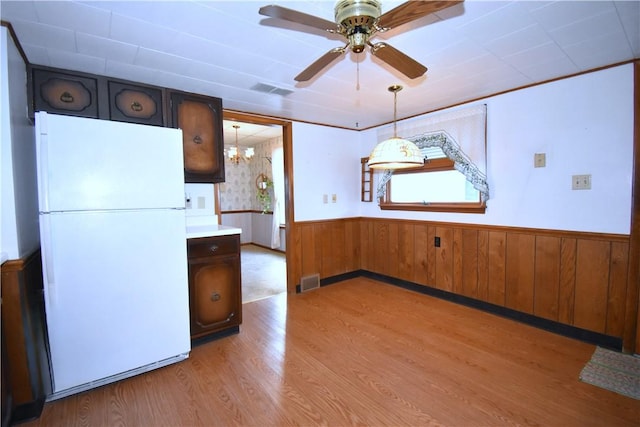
1,27,39,260
357,64,633,235
221,212,252,244
292,122,362,222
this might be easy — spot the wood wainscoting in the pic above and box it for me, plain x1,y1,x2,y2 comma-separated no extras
288,217,634,350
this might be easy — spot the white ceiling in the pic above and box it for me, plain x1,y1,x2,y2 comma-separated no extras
2,0,639,140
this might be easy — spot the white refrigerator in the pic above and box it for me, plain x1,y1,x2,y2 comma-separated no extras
35,112,191,400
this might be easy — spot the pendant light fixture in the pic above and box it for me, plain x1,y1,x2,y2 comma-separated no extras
368,85,424,170
227,124,255,165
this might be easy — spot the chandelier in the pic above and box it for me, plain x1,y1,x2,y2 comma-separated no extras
227,124,255,165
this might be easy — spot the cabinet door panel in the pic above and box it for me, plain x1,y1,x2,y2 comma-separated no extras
192,259,237,327
108,81,164,126
170,92,225,183
31,68,99,118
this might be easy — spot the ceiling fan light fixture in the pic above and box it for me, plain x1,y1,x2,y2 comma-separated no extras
334,0,381,27
368,84,424,170
335,0,381,53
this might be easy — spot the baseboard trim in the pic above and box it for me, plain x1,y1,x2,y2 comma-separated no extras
191,326,240,347
296,270,622,351
11,398,45,425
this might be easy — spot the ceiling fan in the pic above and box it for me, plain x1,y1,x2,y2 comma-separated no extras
259,0,464,82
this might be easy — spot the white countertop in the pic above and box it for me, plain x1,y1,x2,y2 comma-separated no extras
185,215,241,239
186,223,242,239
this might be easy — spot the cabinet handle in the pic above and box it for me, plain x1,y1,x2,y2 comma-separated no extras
211,292,221,302
209,244,218,252
193,135,203,144
60,91,74,103
130,101,143,112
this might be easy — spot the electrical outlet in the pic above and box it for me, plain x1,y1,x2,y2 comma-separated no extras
534,153,546,168
572,174,591,190
332,194,337,203
323,194,328,204
434,236,441,247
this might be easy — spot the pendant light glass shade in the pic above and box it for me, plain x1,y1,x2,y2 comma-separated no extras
367,136,424,169
368,85,423,170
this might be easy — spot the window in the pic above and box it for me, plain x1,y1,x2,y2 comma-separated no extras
379,148,486,213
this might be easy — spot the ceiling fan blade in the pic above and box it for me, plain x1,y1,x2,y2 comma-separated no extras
370,42,427,79
377,0,464,30
259,5,338,33
295,47,347,82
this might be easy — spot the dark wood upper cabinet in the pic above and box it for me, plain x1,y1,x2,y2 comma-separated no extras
31,67,99,118
108,81,165,126
169,91,225,183
28,65,226,184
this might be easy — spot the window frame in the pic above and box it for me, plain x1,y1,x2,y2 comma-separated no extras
379,158,487,213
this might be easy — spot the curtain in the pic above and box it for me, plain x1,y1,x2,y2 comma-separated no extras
376,104,489,202
270,147,284,249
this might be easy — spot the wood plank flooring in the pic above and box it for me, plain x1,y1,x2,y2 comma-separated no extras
25,278,640,426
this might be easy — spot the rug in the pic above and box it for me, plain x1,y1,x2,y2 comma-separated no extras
579,347,640,399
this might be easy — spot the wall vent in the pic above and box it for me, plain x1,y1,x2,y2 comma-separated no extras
300,274,320,292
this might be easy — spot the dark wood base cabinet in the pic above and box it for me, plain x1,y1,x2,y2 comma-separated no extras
187,235,242,341
1,250,52,425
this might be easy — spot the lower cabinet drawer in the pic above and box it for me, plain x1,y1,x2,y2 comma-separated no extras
188,235,239,259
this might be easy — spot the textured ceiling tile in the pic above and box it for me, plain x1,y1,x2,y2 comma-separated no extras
614,1,640,55
517,55,579,82
483,24,551,58
563,31,634,70
47,49,106,75
504,42,569,71
33,1,111,37
76,33,138,64
8,19,75,50
0,1,38,21
109,12,181,53
531,1,615,31
549,9,625,48
17,42,50,66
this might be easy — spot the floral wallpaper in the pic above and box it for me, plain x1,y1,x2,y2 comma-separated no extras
219,136,282,212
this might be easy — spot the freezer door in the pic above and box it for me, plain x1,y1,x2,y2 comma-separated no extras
40,209,190,393
36,112,185,212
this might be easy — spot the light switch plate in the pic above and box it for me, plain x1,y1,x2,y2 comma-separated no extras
534,153,546,168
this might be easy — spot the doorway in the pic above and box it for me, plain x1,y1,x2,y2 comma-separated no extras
219,111,293,300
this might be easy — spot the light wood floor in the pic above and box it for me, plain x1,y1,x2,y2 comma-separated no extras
26,278,639,426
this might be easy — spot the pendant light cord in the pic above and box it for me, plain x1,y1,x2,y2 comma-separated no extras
393,90,398,137
389,85,403,138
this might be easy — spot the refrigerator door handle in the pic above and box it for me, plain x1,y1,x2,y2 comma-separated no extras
40,214,56,307
36,113,51,213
